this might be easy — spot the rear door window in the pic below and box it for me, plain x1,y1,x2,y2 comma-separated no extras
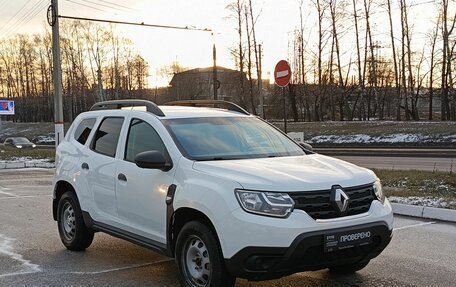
74,118,96,145
91,117,124,157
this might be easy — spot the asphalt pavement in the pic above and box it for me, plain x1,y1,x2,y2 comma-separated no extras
0,169,455,286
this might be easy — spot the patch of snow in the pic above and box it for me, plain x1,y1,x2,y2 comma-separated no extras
0,157,54,169
308,133,455,144
0,234,41,278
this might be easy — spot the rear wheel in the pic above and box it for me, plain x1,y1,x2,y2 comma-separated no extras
175,221,235,287
329,260,370,274
57,191,94,251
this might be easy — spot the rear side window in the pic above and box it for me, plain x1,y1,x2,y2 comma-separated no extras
74,118,96,145
125,119,167,162
91,117,124,157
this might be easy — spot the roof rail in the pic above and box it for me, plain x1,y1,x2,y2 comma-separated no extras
165,100,249,115
90,100,165,117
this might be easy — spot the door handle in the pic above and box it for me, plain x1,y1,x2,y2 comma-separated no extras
117,173,127,182
81,162,89,170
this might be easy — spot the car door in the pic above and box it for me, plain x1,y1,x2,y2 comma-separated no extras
66,117,98,214
115,116,174,243
84,116,125,224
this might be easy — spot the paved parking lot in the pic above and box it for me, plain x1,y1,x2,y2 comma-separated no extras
1,169,455,286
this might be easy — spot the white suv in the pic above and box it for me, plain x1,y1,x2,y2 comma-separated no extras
53,100,393,287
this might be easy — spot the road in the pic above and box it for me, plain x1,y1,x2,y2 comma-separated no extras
0,169,455,286
335,156,455,172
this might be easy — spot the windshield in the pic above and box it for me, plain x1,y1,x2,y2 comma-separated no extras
163,117,305,161
13,137,31,144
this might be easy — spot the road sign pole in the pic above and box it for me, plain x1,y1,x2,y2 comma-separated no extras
51,0,64,149
283,87,287,133
274,60,291,133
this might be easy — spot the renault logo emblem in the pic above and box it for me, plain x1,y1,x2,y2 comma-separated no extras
330,186,350,214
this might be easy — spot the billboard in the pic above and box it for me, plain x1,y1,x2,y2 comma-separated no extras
0,100,14,115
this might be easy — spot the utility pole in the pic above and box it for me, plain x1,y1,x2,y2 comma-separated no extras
258,44,263,118
213,44,218,100
49,0,64,148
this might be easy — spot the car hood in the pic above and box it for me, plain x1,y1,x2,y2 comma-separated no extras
192,154,376,192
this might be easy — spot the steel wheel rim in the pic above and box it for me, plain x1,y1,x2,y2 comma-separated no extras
182,235,211,287
61,202,76,241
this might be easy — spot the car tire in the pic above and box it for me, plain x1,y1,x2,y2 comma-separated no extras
329,260,370,274
57,191,94,251
175,221,235,287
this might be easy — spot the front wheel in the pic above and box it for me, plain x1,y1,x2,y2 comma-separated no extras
57,191,94,251
329,260,370,274
175,221,235,287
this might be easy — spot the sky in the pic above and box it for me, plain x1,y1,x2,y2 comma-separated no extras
0,0,447,87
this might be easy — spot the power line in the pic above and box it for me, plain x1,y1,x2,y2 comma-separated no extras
96,0,135,11
58,15,213,32
8,0,47,34
0,1,32,35
79,0,128,12
65,0,108,13
0,0,47,38
7,0,48,35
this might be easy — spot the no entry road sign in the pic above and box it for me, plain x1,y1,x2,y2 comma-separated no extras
274,60,291,87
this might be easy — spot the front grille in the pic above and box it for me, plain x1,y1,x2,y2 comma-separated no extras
290,184,376,220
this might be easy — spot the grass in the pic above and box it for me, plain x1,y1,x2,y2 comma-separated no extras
0,145,55,162
374,169,456,202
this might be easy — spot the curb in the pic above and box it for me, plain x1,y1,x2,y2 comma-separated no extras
0,162,55,169
392,203,456,223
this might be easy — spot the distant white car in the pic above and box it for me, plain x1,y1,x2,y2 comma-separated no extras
53,100,393,287
3,137,36,149
32,133,55,145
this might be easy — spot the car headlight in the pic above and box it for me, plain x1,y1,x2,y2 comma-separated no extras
235,189,295,218
32,144,36,148
373,180,385,204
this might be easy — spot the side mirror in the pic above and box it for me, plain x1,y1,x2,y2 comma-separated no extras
134,150,172,171
299,142,314,152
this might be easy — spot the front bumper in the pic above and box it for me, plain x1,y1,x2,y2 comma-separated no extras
225,221,392,281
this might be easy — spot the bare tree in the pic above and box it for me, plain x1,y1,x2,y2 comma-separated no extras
386,0,401,120
226,0,247,109
428,17,440,120
244,4,256,114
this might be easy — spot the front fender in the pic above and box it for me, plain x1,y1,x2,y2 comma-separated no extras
172,160,243,257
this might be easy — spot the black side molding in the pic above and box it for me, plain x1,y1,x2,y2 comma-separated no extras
82,211,170,256
166,184,177,255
